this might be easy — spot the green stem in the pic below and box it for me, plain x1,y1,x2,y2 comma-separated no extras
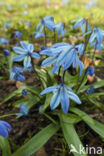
43,112,57,125
0,113,15,119
44,26,47,46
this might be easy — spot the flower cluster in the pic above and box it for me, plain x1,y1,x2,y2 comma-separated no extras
35,16,65,38
40,42,84,75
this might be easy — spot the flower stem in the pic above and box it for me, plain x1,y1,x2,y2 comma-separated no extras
0,113,15,119
44,26,47,46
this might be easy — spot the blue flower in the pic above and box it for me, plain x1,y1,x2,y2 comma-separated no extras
13,41,40,69
10,66,25,81
89,27,104,44
0,37,9,45
16,104,29,117
14,31,23,39
3,22,10,29
4,49,11,56
23,11,28,15
73,17,90,33
35,16,55,38
89,27,104,52
40,43,84,75
26,21,32,26
85,0,96,9
54,22,65,37
22,89,27,96
35,31,45,39
86,66,94,76
0,120,12,138
40,83,81,114
86,86,94,94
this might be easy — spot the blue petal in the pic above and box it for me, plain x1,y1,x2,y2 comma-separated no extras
67,91,82,104
13,47,27,54
78,60,84,76
20,104,28,116
40,86,58,95
28,44,34,52
60,86,69,114
56,46,73,66
31,52,40,59
63,50,76,70
20,41,28,50
16,113,23,117
50,89,60,110
41,56,57,67
0,121,12,132
24,56,31,68
35,32,45,39
52,62,60,74
13,54,26,62
0,123,8,138
51,42,70,48
73,20,82,29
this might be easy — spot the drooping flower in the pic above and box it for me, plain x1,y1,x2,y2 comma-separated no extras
0,120,12,138
4,49,11,56
22,89,27,96
40,43,84,75
13,41,40,69
89,27,104,52
86,86,94,94
14,31,23,39
86,66,94,76
40,83,81,114
35,32,45,39
3,22,10,29
26,21,32,27
0,37,9,45
54,22,65,37
73,17,90,33
10,66,25,81
85,0,97,9
16,104,28,117
35,16,55,38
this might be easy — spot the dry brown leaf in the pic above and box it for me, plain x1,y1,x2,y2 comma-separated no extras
16,81,25,89
87,74,95,83
83,56,91,68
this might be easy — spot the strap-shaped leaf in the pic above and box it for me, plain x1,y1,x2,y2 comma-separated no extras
78,80,104,93
0,137,11,156
12,123,59,156
59,114,87,156
3,86,40,104
70,107,104,139
70,107,95,125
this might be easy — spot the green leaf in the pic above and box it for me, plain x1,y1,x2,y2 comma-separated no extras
59,114,86,156
79,80,104,93
70,107,95,125
12,123,59,156
2,87,24,103
70,107,104,139
42,94,52,112
0,137,11,156
87,98,104,110
56,111,81,124
3,86,41,104
86,119,104,139
13,95,40,109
